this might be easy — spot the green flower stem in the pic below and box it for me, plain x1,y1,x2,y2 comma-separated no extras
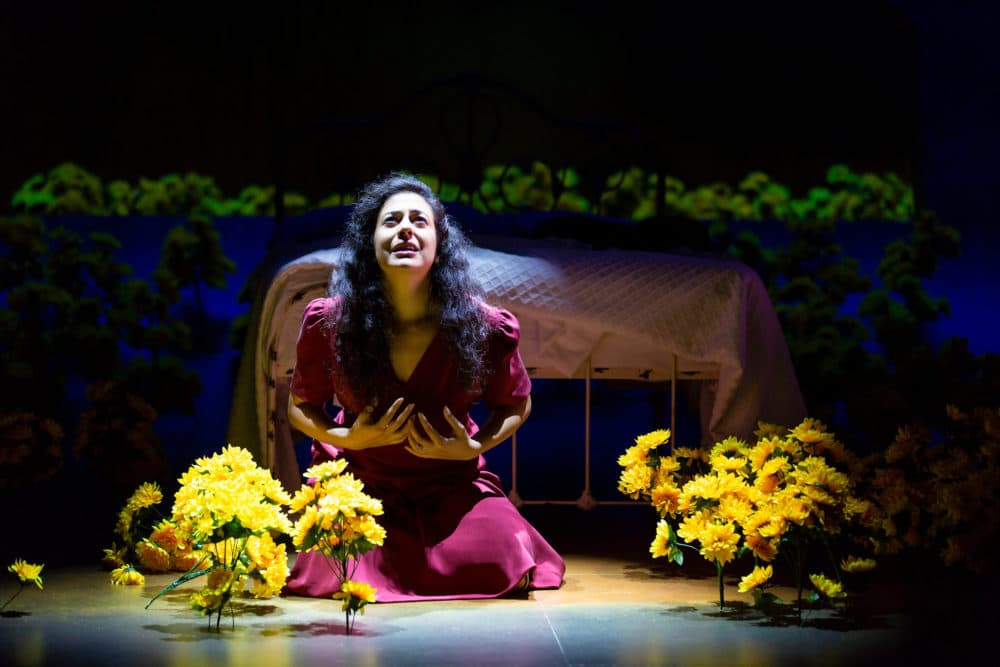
1,583,24,611
818,530,843,585
794,539,805,623
716,561,724,609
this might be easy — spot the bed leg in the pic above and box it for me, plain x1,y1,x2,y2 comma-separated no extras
509,431,523,507
575,356,597,510
671,353,678,452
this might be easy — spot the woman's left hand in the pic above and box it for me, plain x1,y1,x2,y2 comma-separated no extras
405,407,482,460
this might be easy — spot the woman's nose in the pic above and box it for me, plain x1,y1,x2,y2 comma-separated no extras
397,225,413,239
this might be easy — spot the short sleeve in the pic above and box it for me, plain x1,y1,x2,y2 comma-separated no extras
481,306,532,408
289,297,337,405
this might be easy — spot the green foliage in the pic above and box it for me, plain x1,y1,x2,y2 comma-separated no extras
747,204,991,447
12,163,105,215
10,161,914,224
132,172,222,216
156,214,237,318
0,214,205,490
10,165,310,218
217,185,311,217
469,163,591,215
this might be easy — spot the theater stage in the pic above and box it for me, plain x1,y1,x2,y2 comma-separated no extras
0,505,989,667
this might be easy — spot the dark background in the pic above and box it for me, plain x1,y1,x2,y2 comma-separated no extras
5,0,995,232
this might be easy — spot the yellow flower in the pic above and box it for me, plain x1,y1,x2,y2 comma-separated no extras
650,480,682,517
305,459,350,481
748,437,780,470
753,421,787,439
136,539,171,573
777,494,813,526
649,520,673,559
172,550,209,572
171,445,292,543
352,514,387,546
789,418,832,445
757,515,788,539
8,560,44,589
101,545,127,570
245,534,289,598
617,430,670,469
779,437,803,461
793,457,849,505
618,464,653,499
840,557,876,574
717,495,752,524
110,564,146,586
809,573,846,599
744,534,778,562
673,447,707,463
290,484,317,514
657,456,681,476
677,510,712,544
697,521,741,566
149,520,181,553
761,456,789,476
635,429,671,450
127,482,163,511
293,506,319,547
755,473,780,495
710,436,749,458
682,473,725,502
334,579,377,612
710,453,748,473
190,589,226,614
115,507,133,542
945,404,967,422
737,565,773,593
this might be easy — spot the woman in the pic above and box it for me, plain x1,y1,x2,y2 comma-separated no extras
283,173,565,601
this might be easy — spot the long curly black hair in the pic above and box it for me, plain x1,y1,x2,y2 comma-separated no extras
328,172,489,406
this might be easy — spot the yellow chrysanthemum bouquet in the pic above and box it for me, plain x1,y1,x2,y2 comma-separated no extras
864,405,1000,575
289,459,385,635
102,481,205,580
146,445,292,629
620,419,882,614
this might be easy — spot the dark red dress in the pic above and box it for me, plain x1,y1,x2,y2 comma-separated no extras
283,297,565,601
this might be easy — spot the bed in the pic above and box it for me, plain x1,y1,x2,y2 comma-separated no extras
226,73,806,503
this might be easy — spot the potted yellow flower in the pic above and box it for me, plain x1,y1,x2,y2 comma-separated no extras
146,445,292,629
622,419,882,617
290,459,386,635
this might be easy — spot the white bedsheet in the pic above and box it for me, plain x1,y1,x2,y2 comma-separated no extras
228,239,806,490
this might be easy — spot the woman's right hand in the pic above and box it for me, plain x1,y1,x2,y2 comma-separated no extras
340,397,414,450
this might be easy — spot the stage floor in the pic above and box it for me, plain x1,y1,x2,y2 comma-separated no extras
0,505,989,666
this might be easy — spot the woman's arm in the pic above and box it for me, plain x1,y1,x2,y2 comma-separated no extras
406,395,531,460
472,395,532,452
287,393,414,450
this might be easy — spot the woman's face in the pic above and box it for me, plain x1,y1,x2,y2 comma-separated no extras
373,191,439,280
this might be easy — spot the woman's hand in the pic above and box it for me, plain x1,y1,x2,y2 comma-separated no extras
405,407,482,460
342,397,415,450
